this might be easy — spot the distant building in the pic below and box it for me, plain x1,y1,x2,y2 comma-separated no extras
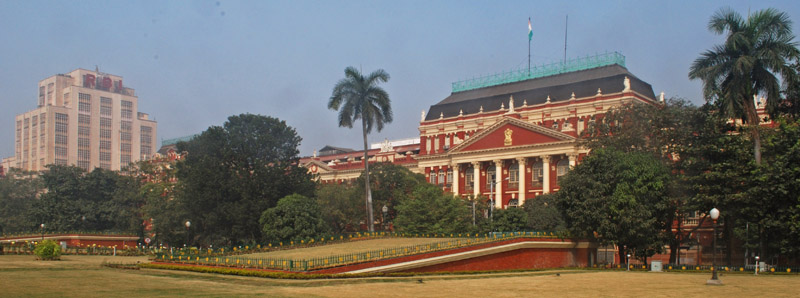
7,69,157,172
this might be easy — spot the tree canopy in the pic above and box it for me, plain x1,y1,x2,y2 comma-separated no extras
171,114,315,246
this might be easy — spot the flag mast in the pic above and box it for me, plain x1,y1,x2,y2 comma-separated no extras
528,17,532,75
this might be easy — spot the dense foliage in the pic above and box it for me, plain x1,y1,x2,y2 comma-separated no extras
29,165,142,234
170,114,315,246
34,239,62,260
393,184,471,234
260,194,328,243
557,148,672,262
0,169,41,234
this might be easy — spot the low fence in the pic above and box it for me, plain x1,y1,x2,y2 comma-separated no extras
154,231,566,272
598,263,798,274
1,242,148,256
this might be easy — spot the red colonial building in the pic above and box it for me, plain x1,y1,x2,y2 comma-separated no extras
304,52,659,209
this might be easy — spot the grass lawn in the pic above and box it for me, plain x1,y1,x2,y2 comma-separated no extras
1,254,798,297
240,237,460,259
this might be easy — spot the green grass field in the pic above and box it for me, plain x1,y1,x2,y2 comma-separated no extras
1,253,798,297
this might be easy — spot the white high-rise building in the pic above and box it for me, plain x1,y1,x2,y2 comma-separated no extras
7,69,157,172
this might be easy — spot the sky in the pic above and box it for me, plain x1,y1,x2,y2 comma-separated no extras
2,0,799,159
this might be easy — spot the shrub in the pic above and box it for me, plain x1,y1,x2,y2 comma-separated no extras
34,240,62,260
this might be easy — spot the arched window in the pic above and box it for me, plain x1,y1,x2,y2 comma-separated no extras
532,161,543,187
486,166,496,189
508,161,519,188
557,159,570,176
465,165,474,191
446,168,453,188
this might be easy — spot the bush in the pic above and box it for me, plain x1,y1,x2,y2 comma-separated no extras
34,240,61,260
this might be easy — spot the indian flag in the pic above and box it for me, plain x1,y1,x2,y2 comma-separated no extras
528,18,533,41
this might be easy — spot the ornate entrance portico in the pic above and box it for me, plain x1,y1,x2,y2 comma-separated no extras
417,116,587,208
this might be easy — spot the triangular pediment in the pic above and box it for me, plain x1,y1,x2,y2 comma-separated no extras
451,117,576,153
302,159,334,174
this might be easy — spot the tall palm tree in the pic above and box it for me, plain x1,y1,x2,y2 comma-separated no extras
328,67,392,232
689,7,799,164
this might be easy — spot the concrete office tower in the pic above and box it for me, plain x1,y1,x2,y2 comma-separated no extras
8,69,157,172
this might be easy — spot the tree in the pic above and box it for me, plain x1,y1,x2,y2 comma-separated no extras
394,184,471,234
175,114,315,246
689,7,800,165
0,168,41,234
260,194,328,243
328,67,393,232
316,184,361,233
491,208,529,232
522,194,566,232
557,148,672,262
31,165,143,233
584,98,712,264
354,163,426,228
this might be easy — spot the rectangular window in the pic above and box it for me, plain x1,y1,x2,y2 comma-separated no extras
446,169,453,188
101,106,112,116
120,121,132,131
438,171,445,186
78,149,90,161
78,126,90,136
79,102,91,113
55,123,68,133
121,100,133,119
55,113,68,122
55,147,67,157
77,161,90,170
78,138,90,148
55,135,68,145
100,151,111,162
100,129,112,139
466,170,474,191
121,143,131,153
55,158,67,165
79,114,91,124
79,93,91,101
100,140,111,150
100,118,112,127
121,154,131,166
100,163,111,170
120,132,131,141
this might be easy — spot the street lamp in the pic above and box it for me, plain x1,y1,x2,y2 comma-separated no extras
755,256,760,276
184,220,191,248
627,253,631,271
489,177,510,221
707,208,721,285
381,205,388,230
40,223,45,241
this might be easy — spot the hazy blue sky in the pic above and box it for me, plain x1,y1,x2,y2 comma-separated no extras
2,0,799,159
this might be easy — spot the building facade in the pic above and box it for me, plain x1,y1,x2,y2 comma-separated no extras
9,69,157,172
303,53,658,210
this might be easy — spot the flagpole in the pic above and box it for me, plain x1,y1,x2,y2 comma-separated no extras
528,17,531,75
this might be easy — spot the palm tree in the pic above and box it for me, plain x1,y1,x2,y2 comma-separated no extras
689,7,799,164
328,67,392,232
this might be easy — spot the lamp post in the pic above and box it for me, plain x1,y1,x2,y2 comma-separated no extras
627,253,631,271
488,177,510,221
40,223,45,241
381,205,388,230
707,208,721,285
184,220,191,248
755,256,760,276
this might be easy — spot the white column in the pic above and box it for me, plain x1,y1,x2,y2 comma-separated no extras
517,157,527,206
542,155,551,194
494,159,503,209
472,161,481,198
452,163,460,196
568,153,577,168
